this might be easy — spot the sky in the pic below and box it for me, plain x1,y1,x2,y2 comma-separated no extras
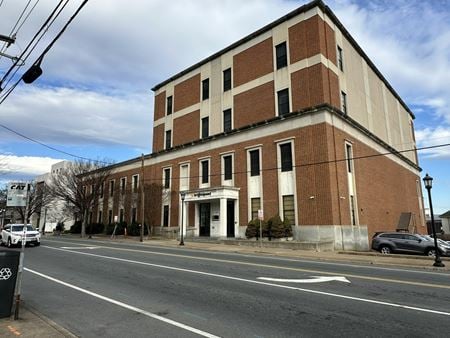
0,0,449,214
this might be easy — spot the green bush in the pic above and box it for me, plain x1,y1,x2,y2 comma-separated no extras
245,219,267,239
267,215,284,239
127,223,149,236
86,223,105,235
105,222,127,235
282,217,293,238
70,221,82,234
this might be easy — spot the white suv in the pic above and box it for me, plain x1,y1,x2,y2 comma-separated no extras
1,224,41,248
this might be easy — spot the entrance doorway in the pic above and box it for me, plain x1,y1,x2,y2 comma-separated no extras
199,203,210,236
227,200,235,238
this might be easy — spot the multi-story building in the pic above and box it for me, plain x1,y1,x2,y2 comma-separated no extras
95,0,425,249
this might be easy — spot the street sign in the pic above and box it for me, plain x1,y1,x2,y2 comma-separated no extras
6,182,29,207
258,209,264,220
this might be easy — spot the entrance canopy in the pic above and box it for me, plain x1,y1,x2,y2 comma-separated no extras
182,186,239,202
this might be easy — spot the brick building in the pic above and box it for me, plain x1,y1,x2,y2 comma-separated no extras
94,0,425,249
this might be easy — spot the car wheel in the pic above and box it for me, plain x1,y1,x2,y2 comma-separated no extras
426,249,436,257
380,246,391,254
7,238,12,248
35,242,40,247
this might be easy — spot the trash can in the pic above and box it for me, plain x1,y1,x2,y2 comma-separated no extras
0,251,20,318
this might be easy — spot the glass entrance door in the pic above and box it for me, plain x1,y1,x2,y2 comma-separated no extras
199,203,210,236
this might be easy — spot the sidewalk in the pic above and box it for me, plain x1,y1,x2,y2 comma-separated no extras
0,305,76,338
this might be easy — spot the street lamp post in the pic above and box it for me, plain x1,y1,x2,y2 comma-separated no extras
423,173,445,267
180,192,186,246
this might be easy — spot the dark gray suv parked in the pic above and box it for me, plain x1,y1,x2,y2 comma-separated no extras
371,232,449,256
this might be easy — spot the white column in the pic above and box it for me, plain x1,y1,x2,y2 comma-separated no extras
234,199,239,238
194,203,199,237
220,198,227,238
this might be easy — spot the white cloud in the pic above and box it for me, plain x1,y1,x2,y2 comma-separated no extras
416,127,450,159
0,155,63,177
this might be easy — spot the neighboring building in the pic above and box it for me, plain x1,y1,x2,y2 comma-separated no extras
92,0,425,250
34,161,75,233
439,211,450,234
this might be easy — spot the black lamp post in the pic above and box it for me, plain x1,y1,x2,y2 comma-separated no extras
179,192,186,246
423,173,445,267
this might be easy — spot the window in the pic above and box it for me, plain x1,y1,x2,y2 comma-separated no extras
251,198,261,220
166,96,173,115
337,45,344,71
201,160,209,184
341,91,347,114
98,210,103,224
202,78,209,100
202,117,209,138
282,195,295,225
276,42,287,69
119,208,124,223
109,180,115,197
131,207,137,224
350,195,356,225
223,155,232,181
223,109,232,132
249,149,260,176
280,143,293,172
132,175,139,192
100,182,104,198
120,177,126,193
345,143,353,173
165,130,172,149
108,210,113,224
164,168,171,189
223,68,231,92
180,164,189,191
277,89,289,116
163,205,169,227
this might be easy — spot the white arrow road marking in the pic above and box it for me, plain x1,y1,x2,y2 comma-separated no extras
60,246,100,250
257,276,351,283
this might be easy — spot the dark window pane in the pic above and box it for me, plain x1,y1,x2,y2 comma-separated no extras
251,198,261,220
224,155,232,180
341,91,347,114
337,46,344,71
202,117,209,138
280,143,293,172
164,168,170,189
202,78,209,100
223,109,232,132
201,161,209,184
276,42,287,69
167,96,173,115
163,205,169,227
277,89,289,116
249,149,260,176
346,144,353,173
165,130,172,149
223,68,231,91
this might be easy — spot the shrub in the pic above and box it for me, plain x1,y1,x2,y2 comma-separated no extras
86,223,105,235
70,221,82,234
55,222,65,232
282,217,293,238
127,223,149,236
267,215,284,239
246,219,267,239
105,222,127,235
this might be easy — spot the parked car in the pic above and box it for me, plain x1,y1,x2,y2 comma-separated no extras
371,232,449,256
0,224,41,248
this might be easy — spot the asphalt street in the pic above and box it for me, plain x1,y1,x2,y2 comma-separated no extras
10,237,450,337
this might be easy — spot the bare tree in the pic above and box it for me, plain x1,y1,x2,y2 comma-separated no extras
48,160,112,238
15,181,52,223
141,183,173,233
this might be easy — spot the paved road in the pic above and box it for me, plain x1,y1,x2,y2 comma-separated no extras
14,237,450,337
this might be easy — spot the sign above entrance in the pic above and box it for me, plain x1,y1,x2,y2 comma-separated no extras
194,192,211,197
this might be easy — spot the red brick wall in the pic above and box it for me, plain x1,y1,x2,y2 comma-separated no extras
173,110,200,146
290,64,340,111
234,81,275,128
174,74,200,112
152,124,165,153
154,91,166,121
289,15,335,64
233,38,274,87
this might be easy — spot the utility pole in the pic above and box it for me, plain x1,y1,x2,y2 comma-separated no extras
140,154,145,242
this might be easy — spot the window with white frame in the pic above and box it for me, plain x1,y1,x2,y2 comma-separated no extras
132,174,139,192
120,177,126,194
282,195,295,225
223,155,233,181
251,198,261,221
200,159,209,185
249,149,260,176
280,142,293,172
163,168,171,189
179,164,189,191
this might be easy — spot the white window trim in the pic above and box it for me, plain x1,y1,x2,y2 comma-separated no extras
344,141,359,226
222,108,233,132
199,158,211,188
179,163,190,192
221,152,235,186
162,166,172,190
247,146,263,222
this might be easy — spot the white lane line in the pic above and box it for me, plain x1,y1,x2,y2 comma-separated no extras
60,246,100,250
24,268,219,338
43,238,450,277
42,246,450,317
257,276,351,284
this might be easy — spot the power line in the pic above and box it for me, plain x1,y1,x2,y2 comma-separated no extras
138,142,450,184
